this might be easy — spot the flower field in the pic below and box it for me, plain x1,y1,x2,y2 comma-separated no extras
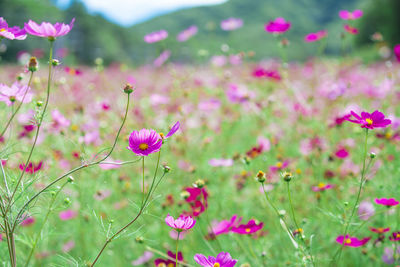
0,10,400,267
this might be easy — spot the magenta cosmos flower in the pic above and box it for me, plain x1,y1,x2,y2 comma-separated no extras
339,10,363,20
144,30,168,43
0,17,27,40
211,215,242,236
0,82,33,106
177,25,198,42
336,235,370,247
375,198,399,207
265,17,291,34
220,18,243,31
194,252,238,267
231,219,263,234
345,110,391,129
390,232,400,241
370,227,390,234
343,24,358,35
165,214,196,232
304,30,327,42
311,182,333,192
24,18,75,39
394,44,400,62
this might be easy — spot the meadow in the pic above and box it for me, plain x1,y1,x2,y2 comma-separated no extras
0,12,400,267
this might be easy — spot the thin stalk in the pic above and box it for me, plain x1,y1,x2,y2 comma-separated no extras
0,71,34,138
7,41,54,212
335,129,369,265
176,232,180,267
1,160,10,196
12,92,132,230
141,156,145,206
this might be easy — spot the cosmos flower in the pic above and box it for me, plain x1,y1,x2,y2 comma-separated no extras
24,18,75,38
343,24,358,35
394,44,400,62
165,214,196,232
51,109,70,133
304,30,327,42
208,158,234,167
336,235,370,247
265,17,291,34
59,210,78,221
269,160,289,172
231,219,263,234
311,183,333,192
335,147,349,159
0,82,33,106
20,215,35,226
211,215,242,236
358,200,375,220
154,251,183,267
131,251,154,266
369,227,390,234
127,129,162,156
345,110,391,129
0,17,27,40
144,30,168,43
194,251,238,267
375,198,399,207
19,161,43,174
220,18,243,31
382,247,400,264
389,232,400,241
153,50,171,67
165,121,180,139
339,10,363,20
177,25,198,42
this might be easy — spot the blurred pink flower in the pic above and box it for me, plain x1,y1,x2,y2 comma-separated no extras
51,109,70,133
169,229,187,240
358,200,375,220
131,251,153,266
339,10,363,20
0,17,27,40
220,18,243,31
144,30,168,43
336,235,370,247
177,25,198,42
335,147,349,159
20,215,35,226
24,18,75,38
265,17,291,34
344,24,358,35
304,30,327,42
311,183,333,192
208,158,233,167
394,44,400,62
153,50,171,67
59,210,78,221
62,240,75,253
211,55,227,67
0,82,32,106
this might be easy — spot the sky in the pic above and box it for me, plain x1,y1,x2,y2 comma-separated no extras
57,0,228,26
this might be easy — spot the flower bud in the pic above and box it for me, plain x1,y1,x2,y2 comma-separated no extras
123,83,134,94
51,59,61,66
256,171,266,183
194,179,205,188
163,165,171,173
67,176,74,183
17,74,23,81
243,156,250,165
370,152,376,159
282,171,293,182
64,198,71,205
135,236,144,243
28,57,38,72
36,101,43,107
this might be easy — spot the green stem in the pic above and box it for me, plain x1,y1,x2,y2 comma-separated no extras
176,232,180,267
141,156,145,206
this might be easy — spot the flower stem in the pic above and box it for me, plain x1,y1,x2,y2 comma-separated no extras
141,156,145,206
176,232,180,267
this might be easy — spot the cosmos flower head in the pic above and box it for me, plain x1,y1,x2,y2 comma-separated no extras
144,29,168,43
339,10,363,20
389,232,400,241
177,25,198,42
0,17,27,40
311,182,333,192
220,18,243,31
211,215,242,236
0,82,33,106
394,44,400,62
375,198,399,207
345,110,391,129
343,24,358,35
231,219,263,235
165,214,196,232
304,30,327,42
265,17,291,34
19,161,43,174
24,18,75,39
336,235,371,247
194,251,238,267
369,227,390,234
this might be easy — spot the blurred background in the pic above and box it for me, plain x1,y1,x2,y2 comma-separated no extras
0,0,399,66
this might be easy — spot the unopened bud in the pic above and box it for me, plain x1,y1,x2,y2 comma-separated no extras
64,198,71,205
135,236,144,243
17,74,23,81
67,176,74,183
243,156,250,165
51,59,60,66
282,171,293,182
123,83,134,94
370,152,376,159
194,179,205,188
36,101,43,107
163,165,171,173
256,171,266,183
28,57,38,72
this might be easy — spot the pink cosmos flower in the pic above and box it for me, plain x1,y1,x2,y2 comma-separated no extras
208,158,234,167
177,25,198,42
220,18,243,31
358,200,375,220
335,147,349,159
19,161,43,174
269,160,289,172
127,129,162,156
131,251,153,266
144,30,168,43
153,50,171,67
311,183,333,192
20,215,35,226
0,17,27,40
165,121,180,139
336,235,370,247
375,198,399,207
231,219,263,234
304,30,327,42
0,82,33,106
265,17,291,34
62,240,75,253
24,18,75,38
165,214,196,232
211,215,242,236
343,24,358,35
59,210,78,221
382,247,400,264
394,44,400,62
194,252,238,267
339,10,363,20
345,110,391,129
51,109,70,133
389,232,400,241
370,227,390,234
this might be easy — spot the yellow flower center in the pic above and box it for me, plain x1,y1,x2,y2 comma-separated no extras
245,228,251,233
297,228,303,233
377,227,384,233
159,132,165,139
0,28,5,32
276,162,283,168
167,264,174,267
157,263,166,267
385,132,393,139
365,118,373,125
139,143,149,150
397,233,400,238
345,238,351,244
318,182,326,188
70,124,79,131
214,263,221,267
